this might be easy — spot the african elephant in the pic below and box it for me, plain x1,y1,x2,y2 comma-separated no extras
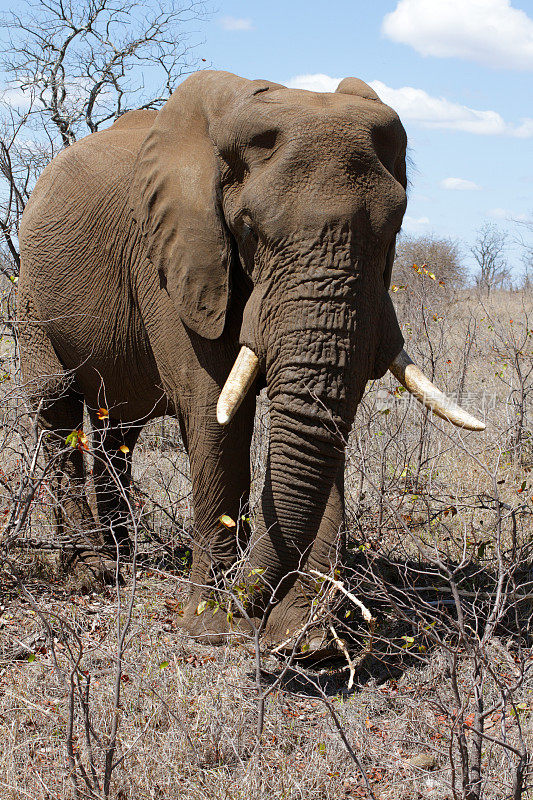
18,70,484,644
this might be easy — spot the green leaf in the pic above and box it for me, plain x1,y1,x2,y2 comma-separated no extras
65,431,78,447
159,660,169,670
318,742,326,754
27,653,36,663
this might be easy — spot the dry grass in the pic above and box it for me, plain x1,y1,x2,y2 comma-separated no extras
1,574,531,799
1,282,532,799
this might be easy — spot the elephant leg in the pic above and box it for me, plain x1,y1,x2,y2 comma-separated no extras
39,392,95,539
18,307,114,587
89,418,140,559
37,393,119,589
178,399,255,640
264,459,345,647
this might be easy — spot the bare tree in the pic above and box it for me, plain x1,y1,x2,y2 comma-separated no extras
0,0,208,275
472,223,511,296
393,233,466,292
512,214,533,292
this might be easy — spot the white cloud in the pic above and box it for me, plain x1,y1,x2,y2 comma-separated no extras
489,207,529,221
382,0,533,71
286,74,341,93
219,16,253,31
441,177,481,191
286,74,533,138
403,215,430,230
369,81,533,138
1,86,33,109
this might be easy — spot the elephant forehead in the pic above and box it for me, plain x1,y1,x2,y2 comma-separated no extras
218,90,405,157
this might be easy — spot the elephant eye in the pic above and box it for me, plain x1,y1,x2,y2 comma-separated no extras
248,128,279,151
242,221,257,242
238,214,258,245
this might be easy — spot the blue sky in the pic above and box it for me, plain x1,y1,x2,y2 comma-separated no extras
0,0,531,273
200,0,532,273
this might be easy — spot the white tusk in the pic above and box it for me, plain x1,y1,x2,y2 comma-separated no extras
217,346,260,425
389,349,486,432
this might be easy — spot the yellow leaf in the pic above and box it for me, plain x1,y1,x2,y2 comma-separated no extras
119,445,130,454
219,514,236,528
97,407,109,420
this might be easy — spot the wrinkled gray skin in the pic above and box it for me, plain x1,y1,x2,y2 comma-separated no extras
18,71,407,644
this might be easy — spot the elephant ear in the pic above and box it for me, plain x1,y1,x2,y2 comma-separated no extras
383,237,396,290
335,78,381,101
337,77,406,289
131,74,234,339
372,292,404,379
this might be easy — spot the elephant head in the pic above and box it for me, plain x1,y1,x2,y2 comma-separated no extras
132,71,484,615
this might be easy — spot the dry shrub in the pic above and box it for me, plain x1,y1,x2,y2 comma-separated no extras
1,277,532,799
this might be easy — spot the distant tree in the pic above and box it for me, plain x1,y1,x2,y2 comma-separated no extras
0,0,207,275
512,214,533,292
392,233,466,290
471,222,510,296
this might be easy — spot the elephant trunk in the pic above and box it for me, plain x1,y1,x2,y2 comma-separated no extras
249,401,345,601
245,291,360,603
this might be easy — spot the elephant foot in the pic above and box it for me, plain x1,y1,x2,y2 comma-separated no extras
263,585,342,660
178,593,256,645
176,583,344,658
65,549,123,592
101,528,134,560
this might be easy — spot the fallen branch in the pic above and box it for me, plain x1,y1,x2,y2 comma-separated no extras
310,569,375,624
329,623,356,690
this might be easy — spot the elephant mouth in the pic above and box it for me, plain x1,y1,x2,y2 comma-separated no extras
216,345,486,432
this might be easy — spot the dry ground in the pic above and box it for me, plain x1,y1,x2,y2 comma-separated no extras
1,284,532,799
2,571,531,800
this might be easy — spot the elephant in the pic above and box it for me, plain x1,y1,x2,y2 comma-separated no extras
17,70,484,645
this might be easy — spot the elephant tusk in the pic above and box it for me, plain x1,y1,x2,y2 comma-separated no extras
389,349,486,431
217,346,260,425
